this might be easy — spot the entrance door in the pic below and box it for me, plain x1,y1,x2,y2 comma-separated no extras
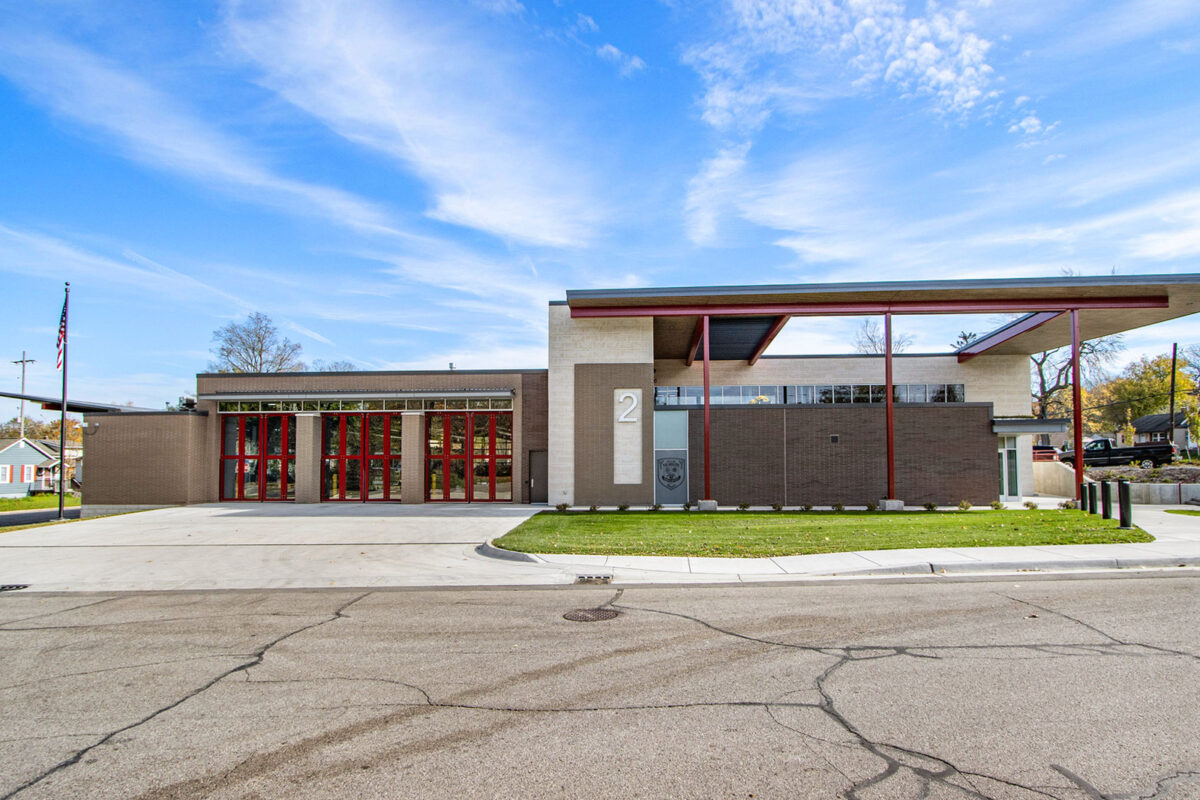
529,450,548,503
220,414,295,501
998,436,1019,500
426,412,512,502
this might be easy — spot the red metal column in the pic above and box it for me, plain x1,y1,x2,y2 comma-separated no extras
1071,309,1084,501
885,313,895,500
702,315,712,501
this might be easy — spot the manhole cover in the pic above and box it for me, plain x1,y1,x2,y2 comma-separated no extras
563,607,619,622
0,585,30,592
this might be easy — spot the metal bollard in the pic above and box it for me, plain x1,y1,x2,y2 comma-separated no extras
1087,482,1098,514
1079,483,1087,509
1100,481,1112,519
1117,479,1132,529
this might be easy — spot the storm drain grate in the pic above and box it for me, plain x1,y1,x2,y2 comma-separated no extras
563,607,619,623
0,585,30,592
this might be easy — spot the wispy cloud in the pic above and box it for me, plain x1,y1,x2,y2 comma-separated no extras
686,0,1000,137
596,43,646,77
223,0,606,248
0,30,396,235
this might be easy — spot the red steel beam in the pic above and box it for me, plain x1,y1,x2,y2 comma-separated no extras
684,318,704,367
747,315,790,366
885,312,895,501
1071,309,1084,502
957,311,1064,362
702,315,712,501
570,296,1168,318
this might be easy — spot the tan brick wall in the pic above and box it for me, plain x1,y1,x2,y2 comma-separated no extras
548,306,653,505
82,412,209,506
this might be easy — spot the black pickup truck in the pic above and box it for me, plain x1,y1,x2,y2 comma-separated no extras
1058,438,1176,469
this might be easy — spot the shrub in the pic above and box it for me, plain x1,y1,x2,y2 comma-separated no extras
802,503,813,512
589,504,599,512
923,502,938,512
865,501,878,512
617,503,630,512
737,502,751,511
1058,499,1077,510
772,503,784,512
649,503,662,512
1023,500,1038,510
990,500,1004,510
831,503,844,512
958,499,972,511
555,503,569,512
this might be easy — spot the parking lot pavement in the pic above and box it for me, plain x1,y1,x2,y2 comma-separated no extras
0,506,80,528
0,504,566,592
1,574,1197,799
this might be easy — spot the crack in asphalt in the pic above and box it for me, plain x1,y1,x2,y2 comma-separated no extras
0,597,120,627
0,591,370,800
613,599,1197,800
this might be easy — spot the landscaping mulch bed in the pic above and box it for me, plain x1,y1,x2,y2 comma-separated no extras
1086,465,1200,484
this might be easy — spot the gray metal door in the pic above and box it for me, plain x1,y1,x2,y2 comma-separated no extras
529,450,548,503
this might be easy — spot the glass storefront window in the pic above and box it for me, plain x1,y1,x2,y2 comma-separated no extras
427,414,444,455
495,415,512,455
947,384,965,403
219,402,238,413
365,400,384,411
834,385,852,404
852,385,871,404
492,398,513,410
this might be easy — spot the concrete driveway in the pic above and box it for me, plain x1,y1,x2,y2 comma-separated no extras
0,504,562,592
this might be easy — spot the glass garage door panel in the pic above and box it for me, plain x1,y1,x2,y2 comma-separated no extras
426,411,512,502
221,414,293,501
323,413,401,502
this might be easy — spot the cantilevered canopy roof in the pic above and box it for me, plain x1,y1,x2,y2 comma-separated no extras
565,274,1200,361
0,391,158,413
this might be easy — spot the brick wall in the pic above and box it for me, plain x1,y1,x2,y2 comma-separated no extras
574,363,654,506
82,412,209,506
684,404,996,506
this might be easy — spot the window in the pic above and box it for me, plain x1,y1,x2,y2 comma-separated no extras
0,465,9,483
21,465,35,483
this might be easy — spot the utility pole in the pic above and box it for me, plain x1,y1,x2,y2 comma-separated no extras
11,351,35,443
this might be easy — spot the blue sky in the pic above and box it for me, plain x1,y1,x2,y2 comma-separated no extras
1,0,1198,415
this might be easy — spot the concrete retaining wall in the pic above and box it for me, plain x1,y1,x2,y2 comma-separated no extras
1034,461,1081,497
1125,483,1200,504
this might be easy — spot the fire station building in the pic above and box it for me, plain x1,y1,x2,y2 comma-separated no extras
78,275,1200,515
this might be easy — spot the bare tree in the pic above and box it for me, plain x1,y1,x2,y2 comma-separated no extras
853,318,913,354
310,359,359,372
209,312,304,373
952,331,979,349
1030,336,1124,424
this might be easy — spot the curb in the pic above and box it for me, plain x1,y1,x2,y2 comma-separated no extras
474,545,1200,578
475,540,540,563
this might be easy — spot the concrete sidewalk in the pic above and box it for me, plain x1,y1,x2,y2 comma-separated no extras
497,504,1200,583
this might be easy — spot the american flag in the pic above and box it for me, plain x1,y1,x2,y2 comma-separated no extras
56,297,67,370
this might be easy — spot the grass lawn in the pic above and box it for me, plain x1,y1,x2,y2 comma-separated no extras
0,495,80,513
494,510,1153,558
1165,509,1200,517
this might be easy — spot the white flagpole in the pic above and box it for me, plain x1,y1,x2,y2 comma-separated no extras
58,283,69,521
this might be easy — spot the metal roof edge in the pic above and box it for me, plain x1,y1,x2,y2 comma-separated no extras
566,273,1200,302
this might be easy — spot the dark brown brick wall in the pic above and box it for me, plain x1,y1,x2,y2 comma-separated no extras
82,412,210,506
687,404,997,505
575,363,654,506
520,371,549,504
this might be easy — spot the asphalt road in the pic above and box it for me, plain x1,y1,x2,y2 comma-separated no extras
0,507,80,529
1,574,1197,799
